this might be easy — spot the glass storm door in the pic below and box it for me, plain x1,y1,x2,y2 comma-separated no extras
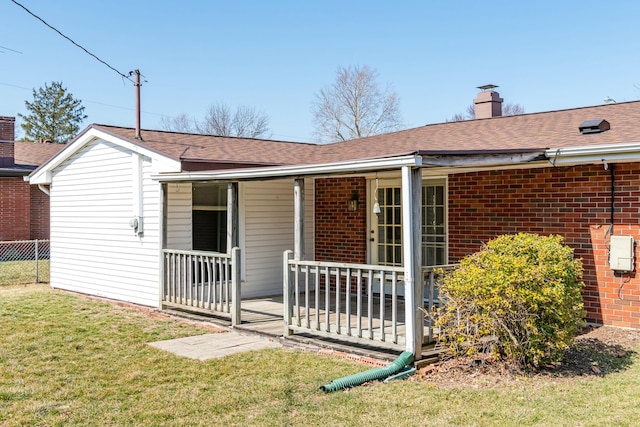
371,180,403,267
370,178,447,267
422,179,447,267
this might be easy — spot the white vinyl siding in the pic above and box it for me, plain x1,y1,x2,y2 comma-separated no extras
165,182,192,250
49,139,162,306
240,179,314,298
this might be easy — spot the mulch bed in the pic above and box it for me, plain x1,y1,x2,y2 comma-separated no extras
412,325,640,389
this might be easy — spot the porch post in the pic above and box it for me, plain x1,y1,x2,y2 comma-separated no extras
158,182,168,309
401,166,423,357
283,250,294,336
227,182,239,254
294,178,305,261
231,247,241,326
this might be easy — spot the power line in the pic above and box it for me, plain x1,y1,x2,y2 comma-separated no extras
0,81,170,117
0,45,23,54
10,0,133,83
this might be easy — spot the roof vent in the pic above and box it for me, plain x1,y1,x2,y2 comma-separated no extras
579,119,610,134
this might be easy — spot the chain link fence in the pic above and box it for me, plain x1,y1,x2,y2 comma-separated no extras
0,240,50,285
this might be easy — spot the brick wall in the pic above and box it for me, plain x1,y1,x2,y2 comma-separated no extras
0,116,15,168
29,185,50,240
0,116,15,141
0,142,14,168
315,177,367,264
449,163,640,329
0,177,31,241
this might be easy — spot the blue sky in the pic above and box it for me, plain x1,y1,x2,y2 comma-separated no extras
1,0,639,142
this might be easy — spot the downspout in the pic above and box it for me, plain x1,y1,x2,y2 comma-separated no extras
320,351,415,393
37,184,50,196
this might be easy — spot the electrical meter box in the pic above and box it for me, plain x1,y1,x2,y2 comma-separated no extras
609,235,635,272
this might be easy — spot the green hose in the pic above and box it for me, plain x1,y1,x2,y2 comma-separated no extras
320,351,415,393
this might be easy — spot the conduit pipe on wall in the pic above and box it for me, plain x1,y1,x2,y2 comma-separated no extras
610,163,615,231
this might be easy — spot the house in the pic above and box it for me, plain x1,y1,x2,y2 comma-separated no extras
0,116,64,241
29,90,640,357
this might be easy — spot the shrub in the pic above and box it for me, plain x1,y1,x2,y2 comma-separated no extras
434,233,586,368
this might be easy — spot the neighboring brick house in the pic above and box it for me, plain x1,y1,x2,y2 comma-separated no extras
0,116,64,241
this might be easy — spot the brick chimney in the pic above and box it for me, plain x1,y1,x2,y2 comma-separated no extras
474,85,503,119
0,116,15,168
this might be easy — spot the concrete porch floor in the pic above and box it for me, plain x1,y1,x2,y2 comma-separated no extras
163,294,439,364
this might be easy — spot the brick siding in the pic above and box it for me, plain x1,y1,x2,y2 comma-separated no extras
0,142,14,168
29,184,50,240
315,177,367,264
0,177,31,241
0,116,15,142
449,163,640,329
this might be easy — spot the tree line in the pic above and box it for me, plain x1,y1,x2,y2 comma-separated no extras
18,67,523,144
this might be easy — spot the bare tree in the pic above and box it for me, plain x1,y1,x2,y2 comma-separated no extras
159,103,271,138
159,113,195,133
447,102,525,122
196,103,270,138
502,102,525,116
312,65,403,143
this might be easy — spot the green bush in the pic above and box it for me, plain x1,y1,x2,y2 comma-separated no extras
434,233,586,368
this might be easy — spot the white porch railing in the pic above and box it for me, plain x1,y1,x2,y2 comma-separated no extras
283,250,457,350
162,247,241,325
283,250,408,349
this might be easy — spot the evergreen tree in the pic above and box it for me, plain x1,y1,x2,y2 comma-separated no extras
19,81,87,143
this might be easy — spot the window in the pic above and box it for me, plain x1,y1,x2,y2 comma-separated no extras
192,183,227,253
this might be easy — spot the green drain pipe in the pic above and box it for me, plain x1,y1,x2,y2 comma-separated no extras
320,351,415,393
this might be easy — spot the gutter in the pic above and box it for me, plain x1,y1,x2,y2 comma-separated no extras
152,154,423,182
547,141,640,166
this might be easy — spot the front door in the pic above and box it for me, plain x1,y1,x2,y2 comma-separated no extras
370,179,403,267
369,177,448,268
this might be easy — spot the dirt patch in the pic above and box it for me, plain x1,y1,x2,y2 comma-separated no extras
412,325,640,389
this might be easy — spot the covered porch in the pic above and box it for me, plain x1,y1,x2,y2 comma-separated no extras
155,150,545,358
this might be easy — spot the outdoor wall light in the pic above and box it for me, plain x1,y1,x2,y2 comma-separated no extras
373,176,381,215
373,202,381,215
348,191,359,211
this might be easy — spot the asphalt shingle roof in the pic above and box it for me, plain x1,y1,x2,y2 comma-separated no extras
14,141,65,167
89,100,640,169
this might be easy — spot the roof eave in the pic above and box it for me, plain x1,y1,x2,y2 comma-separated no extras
153,149,551,182
153,154,423,182
29,126,182,184
546,142,640,166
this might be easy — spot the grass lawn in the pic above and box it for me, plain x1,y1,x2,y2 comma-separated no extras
2,284,640,426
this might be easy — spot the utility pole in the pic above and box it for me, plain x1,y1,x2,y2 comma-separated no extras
134,69,142,140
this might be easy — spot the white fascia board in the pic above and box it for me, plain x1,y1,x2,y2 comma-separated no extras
153,154,422,182
29,128,181,184
546,142,640,166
